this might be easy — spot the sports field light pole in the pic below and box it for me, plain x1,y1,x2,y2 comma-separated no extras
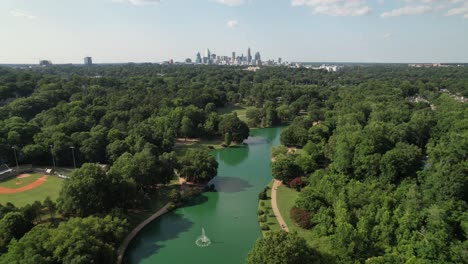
70,146,76,169
11,146,19,171
49,145,56,170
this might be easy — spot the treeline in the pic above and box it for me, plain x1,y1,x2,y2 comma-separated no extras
268,79,467,262
0,64,467,263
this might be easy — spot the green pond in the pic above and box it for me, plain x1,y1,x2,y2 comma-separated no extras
124,127,284,264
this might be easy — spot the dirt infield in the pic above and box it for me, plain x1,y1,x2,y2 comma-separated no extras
0,176,47,194
17,174,31,179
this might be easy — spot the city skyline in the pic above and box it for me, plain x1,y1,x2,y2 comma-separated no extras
1,0,468,64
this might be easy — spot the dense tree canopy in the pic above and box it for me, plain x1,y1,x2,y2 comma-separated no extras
247,231,321,264
0,64,467,263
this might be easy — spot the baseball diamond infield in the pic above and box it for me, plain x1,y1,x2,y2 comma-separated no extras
0,176,48,194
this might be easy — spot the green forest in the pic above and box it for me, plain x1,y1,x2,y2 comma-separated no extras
0,64,467,263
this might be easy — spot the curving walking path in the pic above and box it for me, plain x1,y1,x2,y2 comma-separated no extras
117,203,171,264
271,180,289,232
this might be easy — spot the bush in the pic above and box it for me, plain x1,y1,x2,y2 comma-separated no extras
258,210,264,215
258,191,267,200
260,224,270,231
258,215,267,223
289,177,303,191
169,189,181,202
167,202,177,212
290,207,312,229
260,201,265,207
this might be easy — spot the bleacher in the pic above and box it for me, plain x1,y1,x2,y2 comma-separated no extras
0,164,13,181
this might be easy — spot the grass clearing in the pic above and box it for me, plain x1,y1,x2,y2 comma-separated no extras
277,184,334,253
218,104,248,123
276,184,316,246
0,174,63,207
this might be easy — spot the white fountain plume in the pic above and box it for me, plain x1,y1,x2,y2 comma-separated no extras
195,228,211,247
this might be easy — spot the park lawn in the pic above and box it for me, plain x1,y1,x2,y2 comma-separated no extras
257,181,281,236
218,104,248,123
0,175,64,207
276,184,333,253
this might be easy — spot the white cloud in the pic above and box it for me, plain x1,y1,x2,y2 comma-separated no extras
291,0,371,16
113,0,161,5
446,1,468,18
382,33,393,38
381,5,433,17
215,0,246,6
10,9,37,19
227,20,239,28
381,0,468,18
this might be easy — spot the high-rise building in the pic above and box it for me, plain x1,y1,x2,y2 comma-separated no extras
278,58,282,64
247,47,252,64
196,52,202,64
206,49,211,59
254,52,261,61
232,52,236,63
84,57,93,66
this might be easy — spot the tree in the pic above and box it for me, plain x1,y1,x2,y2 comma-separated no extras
0,212,33,252
224,132,232,146
179,149,218,183
43,197,56,223
272,155,301,182
0,216,128,264
380,142,421,183
280,125,308,148
247,231,320,264
218,114,249,143
58,163,111,216
180,116,195,139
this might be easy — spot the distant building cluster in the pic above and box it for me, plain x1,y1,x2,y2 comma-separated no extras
440,89,468,103
409,63,449,68
311,64,344,72
38,57,93,67
161,48,286,66
191,47,275,66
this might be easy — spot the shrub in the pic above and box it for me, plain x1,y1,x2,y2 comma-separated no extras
167,202,177,212
261,224,270,231
258,215,267,223
260,201,265,207
258,210,264,215
169,189,181,202
289,177,303,191
290,207,312,229
258,191,267,200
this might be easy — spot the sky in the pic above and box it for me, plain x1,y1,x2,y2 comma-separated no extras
1,0,468,64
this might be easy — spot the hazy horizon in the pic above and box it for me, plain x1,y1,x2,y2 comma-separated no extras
2,0,468,64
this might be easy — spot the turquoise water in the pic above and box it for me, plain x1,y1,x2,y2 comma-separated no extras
124,127,284,264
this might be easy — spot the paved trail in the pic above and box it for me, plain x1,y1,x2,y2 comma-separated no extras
271,180,289,232
117,203,171,264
